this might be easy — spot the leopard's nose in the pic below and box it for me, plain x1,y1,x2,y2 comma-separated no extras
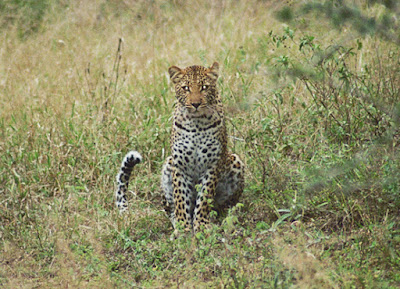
192,102,201,109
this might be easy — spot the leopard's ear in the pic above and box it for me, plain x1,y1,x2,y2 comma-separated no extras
206,62,219,81
168,66,184,84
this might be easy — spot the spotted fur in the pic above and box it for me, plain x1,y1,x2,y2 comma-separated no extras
115,151,142,212
163,62,244,232
115,62,244,233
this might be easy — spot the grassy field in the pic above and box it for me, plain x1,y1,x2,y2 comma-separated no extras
1,0,399,287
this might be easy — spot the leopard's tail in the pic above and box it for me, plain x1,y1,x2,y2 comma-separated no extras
115,151,142,213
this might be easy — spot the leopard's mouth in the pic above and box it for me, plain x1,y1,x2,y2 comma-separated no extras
187,107,213,118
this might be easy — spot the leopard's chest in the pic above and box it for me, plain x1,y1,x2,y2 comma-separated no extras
172,116,223,181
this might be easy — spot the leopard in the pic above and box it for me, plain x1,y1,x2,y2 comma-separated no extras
115,62,244,233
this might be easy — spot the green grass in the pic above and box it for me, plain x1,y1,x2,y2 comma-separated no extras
1,0,399,287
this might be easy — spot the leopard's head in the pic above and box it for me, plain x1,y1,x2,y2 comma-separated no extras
168,62,219,112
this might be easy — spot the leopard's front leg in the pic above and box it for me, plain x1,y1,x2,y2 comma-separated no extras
193,168,219,232
172,169,193,230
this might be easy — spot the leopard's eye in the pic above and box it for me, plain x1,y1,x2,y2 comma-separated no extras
182,86,189,91
201,85,208,91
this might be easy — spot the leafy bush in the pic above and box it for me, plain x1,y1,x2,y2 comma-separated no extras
268,28,399,146
245,26,400,233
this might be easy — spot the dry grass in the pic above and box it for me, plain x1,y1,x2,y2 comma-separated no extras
1,0,399,287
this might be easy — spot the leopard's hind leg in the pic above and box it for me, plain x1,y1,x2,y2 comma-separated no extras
161,156,175,225
214,153,244,211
